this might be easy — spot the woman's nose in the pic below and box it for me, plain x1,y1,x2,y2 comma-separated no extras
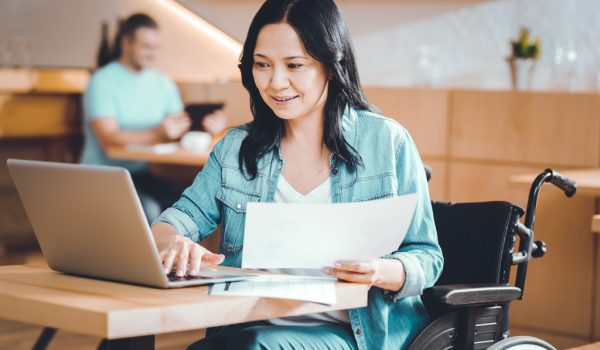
270,67,290,90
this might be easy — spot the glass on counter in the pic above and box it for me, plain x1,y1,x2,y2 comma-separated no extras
552,42,580,92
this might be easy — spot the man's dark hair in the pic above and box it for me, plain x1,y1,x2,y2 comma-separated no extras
112,13,158,61
238,0,370,179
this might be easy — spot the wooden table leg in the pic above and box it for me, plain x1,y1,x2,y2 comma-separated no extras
31,327,57,350
104,335,155,350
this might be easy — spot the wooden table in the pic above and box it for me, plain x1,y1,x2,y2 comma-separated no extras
0,265,368,349
107,145,210,167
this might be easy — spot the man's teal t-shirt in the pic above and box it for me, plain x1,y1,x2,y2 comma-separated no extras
80,61,183,173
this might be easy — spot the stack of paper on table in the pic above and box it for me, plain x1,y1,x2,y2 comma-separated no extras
209,274,337,305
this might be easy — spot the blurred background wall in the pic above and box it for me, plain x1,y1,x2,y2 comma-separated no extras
1,0,599,91
0,0,241,82
181,0,600,90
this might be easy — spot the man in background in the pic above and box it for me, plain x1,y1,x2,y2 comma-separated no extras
81,13,225,222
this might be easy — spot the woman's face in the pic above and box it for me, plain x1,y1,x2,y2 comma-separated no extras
252,22,329,122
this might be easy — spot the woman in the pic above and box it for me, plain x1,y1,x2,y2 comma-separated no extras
152,0,443,349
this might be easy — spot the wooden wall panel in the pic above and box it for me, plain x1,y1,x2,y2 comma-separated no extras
177,83,209,105
450,90,600,167
364,87,449,157
447,162,536,206
0,68,88,94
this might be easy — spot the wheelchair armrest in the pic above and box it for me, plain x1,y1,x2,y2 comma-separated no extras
423,283,521,308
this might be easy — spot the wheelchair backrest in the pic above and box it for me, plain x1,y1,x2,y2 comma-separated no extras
431,201,525,286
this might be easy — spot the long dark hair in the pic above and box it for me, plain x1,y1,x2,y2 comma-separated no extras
238,0,371,179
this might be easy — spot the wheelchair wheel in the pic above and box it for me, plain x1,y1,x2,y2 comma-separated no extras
487,336,556,350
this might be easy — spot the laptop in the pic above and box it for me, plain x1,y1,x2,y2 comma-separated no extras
7,159,256,288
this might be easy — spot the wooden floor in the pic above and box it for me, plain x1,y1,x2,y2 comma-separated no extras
0,250,205,350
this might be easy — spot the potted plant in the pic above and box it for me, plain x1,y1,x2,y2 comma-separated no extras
507,27,540,90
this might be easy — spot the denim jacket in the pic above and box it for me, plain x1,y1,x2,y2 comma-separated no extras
154,107,444,349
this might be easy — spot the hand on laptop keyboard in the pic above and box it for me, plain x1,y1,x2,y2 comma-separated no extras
153,225,225,277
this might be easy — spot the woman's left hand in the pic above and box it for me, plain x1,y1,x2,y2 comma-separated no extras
323,259,379,285
323,258,407,292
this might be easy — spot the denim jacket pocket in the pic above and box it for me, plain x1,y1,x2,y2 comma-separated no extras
216,186,260,254
350,173,397,202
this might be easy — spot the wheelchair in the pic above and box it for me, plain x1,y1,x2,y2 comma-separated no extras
408,168,577,350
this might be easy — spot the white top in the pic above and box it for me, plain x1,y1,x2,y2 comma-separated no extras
268,175,350,326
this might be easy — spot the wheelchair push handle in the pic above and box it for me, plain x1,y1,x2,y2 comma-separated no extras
524,169,577,230
545,169,576,197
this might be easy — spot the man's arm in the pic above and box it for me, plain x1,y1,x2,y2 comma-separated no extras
90,112,191,148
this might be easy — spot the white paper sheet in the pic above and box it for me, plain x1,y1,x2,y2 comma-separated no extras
209,275,337,305
242,194,418,269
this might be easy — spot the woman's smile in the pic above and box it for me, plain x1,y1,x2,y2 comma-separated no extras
270,94,299,105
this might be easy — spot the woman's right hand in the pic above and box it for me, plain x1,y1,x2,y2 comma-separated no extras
159,234,225,277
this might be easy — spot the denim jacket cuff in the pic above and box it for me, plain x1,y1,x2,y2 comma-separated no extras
382,252,426,302
152,207,200,242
